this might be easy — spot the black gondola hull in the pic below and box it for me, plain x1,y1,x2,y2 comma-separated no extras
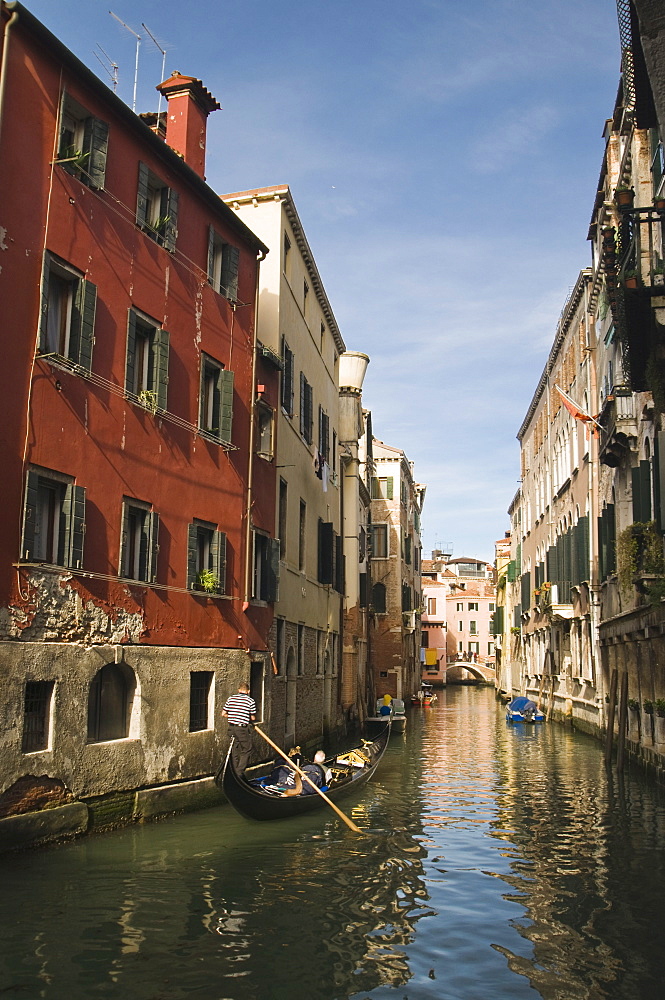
219,725,390,821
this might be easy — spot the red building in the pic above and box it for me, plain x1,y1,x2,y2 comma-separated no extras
0,2,279,832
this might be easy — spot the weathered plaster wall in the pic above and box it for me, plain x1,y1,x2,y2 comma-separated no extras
0,641,270,803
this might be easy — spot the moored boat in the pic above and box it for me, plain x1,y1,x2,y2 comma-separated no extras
506,696,544,723
412,683,437,706
366,698,407,734
218,724,390,821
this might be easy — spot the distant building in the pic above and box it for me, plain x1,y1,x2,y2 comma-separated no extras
368,441,425,702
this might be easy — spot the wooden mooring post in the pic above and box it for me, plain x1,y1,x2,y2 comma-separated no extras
616,671,628,773
604,668,618,765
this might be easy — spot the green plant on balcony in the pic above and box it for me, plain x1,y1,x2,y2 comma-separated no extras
622,268,641,289
137,388,158,414
628,698,640,711
196,569,220,593
615,186,635,207
54,147,90,173
616,521,665,596
655,698,665,717
510,626,521,635
644,699,654,714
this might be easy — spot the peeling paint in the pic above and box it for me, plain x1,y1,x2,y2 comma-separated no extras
0,226,8,251
1,572,145,643
194,285,203,344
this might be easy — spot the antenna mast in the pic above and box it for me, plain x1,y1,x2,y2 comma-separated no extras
142,23,167,114
93,44,118,91
109,11,141,111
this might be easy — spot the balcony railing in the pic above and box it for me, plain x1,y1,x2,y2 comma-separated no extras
597,391,638,467
616,206,665,288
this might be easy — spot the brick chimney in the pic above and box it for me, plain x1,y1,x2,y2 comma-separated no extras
155,72,220,179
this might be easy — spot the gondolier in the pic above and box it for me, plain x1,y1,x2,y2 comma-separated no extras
222,682,256,774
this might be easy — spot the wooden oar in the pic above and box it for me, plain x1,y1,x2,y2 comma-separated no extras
253,725,363,834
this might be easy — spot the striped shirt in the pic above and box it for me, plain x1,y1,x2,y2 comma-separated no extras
223,692,256,726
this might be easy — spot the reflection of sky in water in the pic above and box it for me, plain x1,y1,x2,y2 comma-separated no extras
2,688,665,999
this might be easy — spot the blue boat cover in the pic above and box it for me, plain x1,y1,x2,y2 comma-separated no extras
509,697,537,712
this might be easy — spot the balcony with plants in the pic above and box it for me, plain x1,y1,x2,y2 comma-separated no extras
602,194,665,396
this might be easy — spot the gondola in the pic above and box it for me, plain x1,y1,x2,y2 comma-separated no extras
218,723,390,821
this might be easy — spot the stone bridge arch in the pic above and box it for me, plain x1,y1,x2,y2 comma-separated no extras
445,661,495,684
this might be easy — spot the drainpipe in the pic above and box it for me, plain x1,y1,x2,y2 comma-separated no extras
243,248,267,611
0,4,19,150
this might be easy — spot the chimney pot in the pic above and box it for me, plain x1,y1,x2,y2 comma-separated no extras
155,72,221,179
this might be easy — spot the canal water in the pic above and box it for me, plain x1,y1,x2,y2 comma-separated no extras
2,686,665,1000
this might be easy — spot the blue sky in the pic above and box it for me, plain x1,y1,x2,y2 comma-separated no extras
25,0,621,562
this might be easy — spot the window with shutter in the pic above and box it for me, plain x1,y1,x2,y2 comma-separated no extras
120,499,159,583
300,373,313,443
125,309,170,413
208,226,240,301
199,354,233,443
252,531,280,602
57,92,109,189
318,520,334,584
21,468,86,569
281,339,294,416
136,162,178,250
187,520,226,594
39,252,96,370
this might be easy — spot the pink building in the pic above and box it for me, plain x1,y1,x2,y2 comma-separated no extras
421,554,496,685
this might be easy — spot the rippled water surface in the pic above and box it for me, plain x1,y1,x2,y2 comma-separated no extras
2,686,665,1000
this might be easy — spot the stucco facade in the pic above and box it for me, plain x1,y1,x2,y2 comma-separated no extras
0,3,279,832
369,441,425,702
222,187,348,746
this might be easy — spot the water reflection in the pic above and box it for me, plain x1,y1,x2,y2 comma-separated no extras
2,689,665,1000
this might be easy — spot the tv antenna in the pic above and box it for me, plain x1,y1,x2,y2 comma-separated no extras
93,44,118,91
142,23,167,114
109,11,141,111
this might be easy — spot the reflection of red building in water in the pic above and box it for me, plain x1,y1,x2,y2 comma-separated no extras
0,4,278,827
421,553,496,685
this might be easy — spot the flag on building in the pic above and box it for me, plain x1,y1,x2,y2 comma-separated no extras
554,385,602,432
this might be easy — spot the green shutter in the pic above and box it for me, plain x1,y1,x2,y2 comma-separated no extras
266,538,280,603
83,116,109,189
164,188,178,252
149,512,160,583
386,477,394,500
632,462,653,523
62,483,85,569
125,310,137,394
187,523,198,589
318,521,334,584
207,226,216,287
213,530,227,594
219,369,234,443
154,328,170,410
656,432,665,532
71,278,96,370
120,502,129,577
371,477,379,499
221,244,239,300
38,252,50,352
136,162,149,226
22,470,40,560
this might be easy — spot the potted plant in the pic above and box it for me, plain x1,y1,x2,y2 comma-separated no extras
615,186,635,207
644,699,654,714
654,194,665,212
655,699,665,718
622,268,640,289
196,569,220,594
651,259,665,286
628,698,640,711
